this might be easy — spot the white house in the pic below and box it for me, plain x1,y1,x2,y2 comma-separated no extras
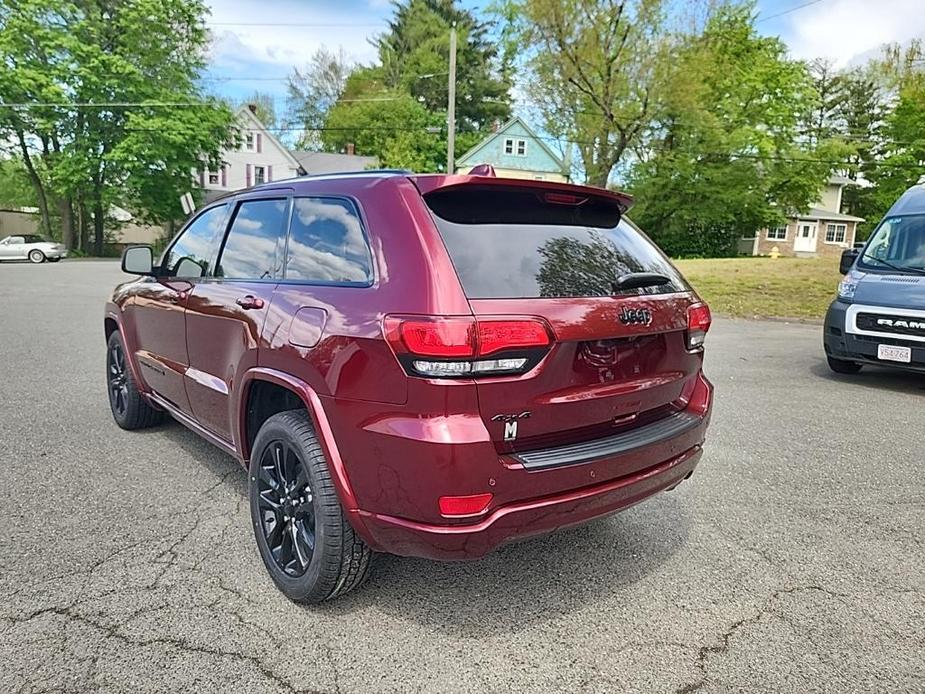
749,175,865,258
198,106,378,203
198,105,302,202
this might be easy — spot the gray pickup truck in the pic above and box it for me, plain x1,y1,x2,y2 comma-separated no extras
824,184,925,375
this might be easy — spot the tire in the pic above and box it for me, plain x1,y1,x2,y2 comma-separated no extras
29,249,45,263
48,257,61,263
827,356,863,374
249,409,373,603
106,330,165,429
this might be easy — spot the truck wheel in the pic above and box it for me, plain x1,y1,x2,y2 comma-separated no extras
249,409,373,603
827,356,862,374
106,331,165,429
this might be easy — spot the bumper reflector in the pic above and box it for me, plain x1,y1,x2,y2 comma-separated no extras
438,493,494,518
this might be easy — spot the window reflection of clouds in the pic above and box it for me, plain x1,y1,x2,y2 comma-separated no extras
164,205,227,276
217,200,287,280
286,198,372,283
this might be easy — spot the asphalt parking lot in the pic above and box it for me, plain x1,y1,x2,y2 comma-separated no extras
1,259,922,693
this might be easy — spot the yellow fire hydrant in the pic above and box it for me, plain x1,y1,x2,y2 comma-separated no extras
770,246,781,259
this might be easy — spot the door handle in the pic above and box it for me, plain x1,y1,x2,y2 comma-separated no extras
236,295,265,310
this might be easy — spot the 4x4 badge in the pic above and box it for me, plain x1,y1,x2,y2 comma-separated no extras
491,411,531,441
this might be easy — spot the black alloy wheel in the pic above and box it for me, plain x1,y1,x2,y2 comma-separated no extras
256,439,316,577
248,409,373,602
107,339,130,417
104,330,165,429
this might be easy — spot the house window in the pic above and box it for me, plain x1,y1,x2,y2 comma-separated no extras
825,223,847,244
254,166,266,185
245,133,255,151
767,226,787,240
503,138,527,156
208,171,220,186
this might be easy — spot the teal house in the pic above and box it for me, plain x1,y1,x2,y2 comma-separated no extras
455,117,569,182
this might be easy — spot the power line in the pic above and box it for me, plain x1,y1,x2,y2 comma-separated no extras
208,21,384,28
201,76,292,82
757,0,827,23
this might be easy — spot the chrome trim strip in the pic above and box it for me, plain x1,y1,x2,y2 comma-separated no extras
846,303,925,344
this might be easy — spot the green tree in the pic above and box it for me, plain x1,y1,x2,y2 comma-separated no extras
311,0,509,170
376,0,511,132
836,67,885,236
287,47,352,149
0,0,235,253
807,58,844,145
865,40,925,232
628,5,847,257
496,0,677,187
322,71,446,170
0,159,37,209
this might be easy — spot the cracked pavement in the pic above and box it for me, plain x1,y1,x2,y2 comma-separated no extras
1,261,922,693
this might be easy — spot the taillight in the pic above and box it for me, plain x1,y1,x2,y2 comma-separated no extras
477,320,550,355
687,302,712,350
398,319,476,357
383,316,552,378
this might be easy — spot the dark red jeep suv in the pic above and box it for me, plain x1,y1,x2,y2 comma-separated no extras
105,171,713,602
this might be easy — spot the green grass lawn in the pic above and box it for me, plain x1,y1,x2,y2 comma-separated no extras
673,256,844,320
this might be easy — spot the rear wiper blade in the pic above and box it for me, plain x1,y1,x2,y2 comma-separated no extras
861,252,925,276
611,272,672,292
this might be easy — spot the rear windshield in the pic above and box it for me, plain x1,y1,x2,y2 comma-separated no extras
425,186,687,299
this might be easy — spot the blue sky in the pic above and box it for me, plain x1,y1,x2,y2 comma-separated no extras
203,0,925,110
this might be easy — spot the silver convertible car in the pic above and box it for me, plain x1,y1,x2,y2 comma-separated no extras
0,234,67,263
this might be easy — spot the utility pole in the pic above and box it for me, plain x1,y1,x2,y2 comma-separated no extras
447,23,457,174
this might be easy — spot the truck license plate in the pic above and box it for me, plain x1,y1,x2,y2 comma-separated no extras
878,344,912,363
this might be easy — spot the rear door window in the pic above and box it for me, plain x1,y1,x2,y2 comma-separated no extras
425,186,686,299
215,199,289,280
284,197,373,284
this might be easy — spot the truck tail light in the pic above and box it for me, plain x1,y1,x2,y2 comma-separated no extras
383,316,552,378
687,302,712,350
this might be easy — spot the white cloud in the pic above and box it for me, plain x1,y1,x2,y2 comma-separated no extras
779,0,925,67
205,0,382,72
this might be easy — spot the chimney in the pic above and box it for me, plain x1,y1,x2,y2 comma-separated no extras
345,142,355,156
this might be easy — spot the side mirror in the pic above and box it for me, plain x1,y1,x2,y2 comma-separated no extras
121,245,154,275
174,256,205,279
839,248,859,275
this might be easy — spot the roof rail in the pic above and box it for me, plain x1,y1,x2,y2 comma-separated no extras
246,169,414,191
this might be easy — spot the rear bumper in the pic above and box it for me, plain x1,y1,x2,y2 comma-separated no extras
356,445,702,560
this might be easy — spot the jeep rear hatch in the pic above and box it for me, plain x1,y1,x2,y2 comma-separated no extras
417,179,708,460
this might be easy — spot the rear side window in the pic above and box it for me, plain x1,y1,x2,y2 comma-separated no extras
216,199,289,280
284,197,373,284
161,204,227,278
425,186,686,299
